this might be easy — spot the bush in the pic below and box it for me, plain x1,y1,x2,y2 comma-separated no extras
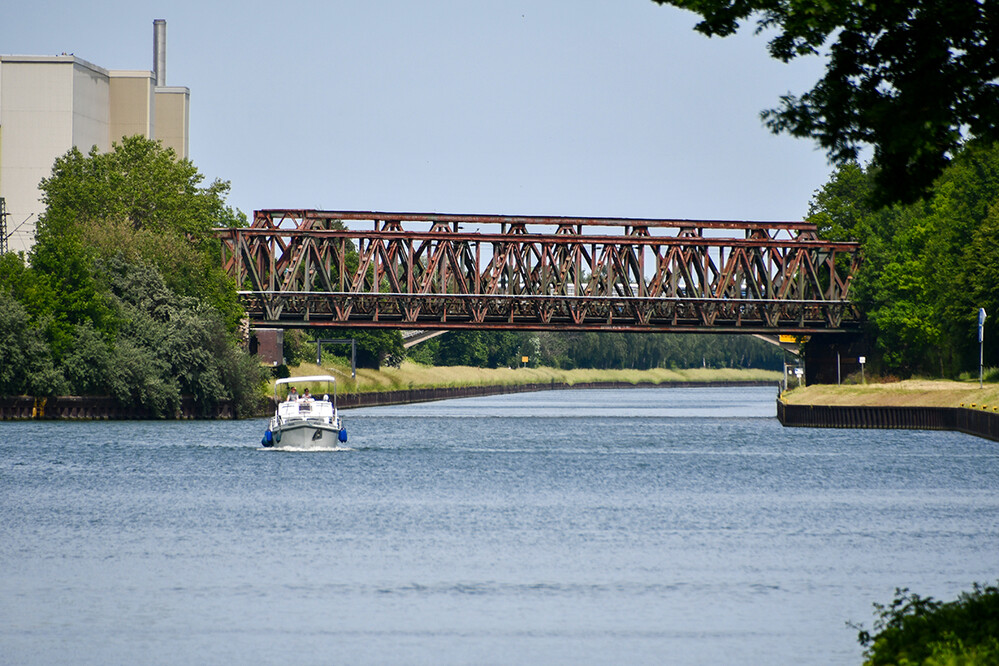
856,584,999,665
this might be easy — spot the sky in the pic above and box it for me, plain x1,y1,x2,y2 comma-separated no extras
2,0,839,222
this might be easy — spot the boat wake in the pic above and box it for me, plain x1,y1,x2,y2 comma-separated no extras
258,445,353,453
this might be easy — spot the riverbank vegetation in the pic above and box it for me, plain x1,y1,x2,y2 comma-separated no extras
808,142,999,378
0,137,266,417
781,379,999,409
277,360,781,395
855,584,999,666
286,327,790,373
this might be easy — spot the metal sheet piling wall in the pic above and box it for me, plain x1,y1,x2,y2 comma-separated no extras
777,401,999,442
0,396,234,420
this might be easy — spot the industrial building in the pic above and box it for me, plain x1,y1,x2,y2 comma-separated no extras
0,19,189,254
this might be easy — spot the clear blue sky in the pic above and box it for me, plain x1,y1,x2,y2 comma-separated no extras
2,0,837,221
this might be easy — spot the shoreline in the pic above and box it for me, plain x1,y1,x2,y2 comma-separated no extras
335,379,778,410
0,379,779,420
777,400,999,442
778,381,999,442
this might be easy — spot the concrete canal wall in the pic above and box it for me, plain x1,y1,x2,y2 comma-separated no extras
777,400,999,442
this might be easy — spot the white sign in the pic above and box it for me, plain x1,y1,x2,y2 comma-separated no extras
980,308,987,343
859,356,866,364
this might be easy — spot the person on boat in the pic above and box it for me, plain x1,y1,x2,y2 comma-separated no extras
287,386,298,401
302,388,313,402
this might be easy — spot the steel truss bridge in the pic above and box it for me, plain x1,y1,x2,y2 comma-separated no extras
219,210,861,334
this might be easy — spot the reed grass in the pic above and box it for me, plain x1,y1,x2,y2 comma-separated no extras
270,361,781,395
781,379,999,409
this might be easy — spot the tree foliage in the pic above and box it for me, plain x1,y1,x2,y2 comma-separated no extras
36,135,247,335
808,143,999,376
407,330,787,371
856,584,999,666
0,291,67,396
0,137,266,415
653,0,999,205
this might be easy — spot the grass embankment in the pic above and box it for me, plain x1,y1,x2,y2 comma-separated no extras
271,361,781,396
782,379,999,410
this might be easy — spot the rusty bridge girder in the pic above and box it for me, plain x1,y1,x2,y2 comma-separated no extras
218,210,861,334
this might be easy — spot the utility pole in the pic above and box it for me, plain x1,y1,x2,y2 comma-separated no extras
0,197,8,255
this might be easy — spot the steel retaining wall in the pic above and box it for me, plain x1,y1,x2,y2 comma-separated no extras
777,401,999,442
0,396,234,420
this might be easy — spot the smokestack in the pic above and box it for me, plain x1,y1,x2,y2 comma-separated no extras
153,19,166,86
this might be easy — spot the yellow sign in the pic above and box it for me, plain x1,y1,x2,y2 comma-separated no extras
779,335,798,343
521,356,529,364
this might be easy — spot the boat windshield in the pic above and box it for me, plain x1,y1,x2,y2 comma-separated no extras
274,375,337,404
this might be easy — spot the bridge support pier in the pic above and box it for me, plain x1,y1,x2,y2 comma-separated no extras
803,333,869,385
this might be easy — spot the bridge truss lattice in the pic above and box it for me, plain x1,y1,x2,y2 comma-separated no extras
219,210,861,334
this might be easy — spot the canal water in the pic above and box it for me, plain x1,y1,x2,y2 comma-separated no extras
2,387,997,665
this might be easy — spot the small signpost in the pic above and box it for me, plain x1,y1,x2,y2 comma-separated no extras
859,356,866,385
980,308,987,389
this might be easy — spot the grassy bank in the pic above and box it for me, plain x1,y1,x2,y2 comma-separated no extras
781,379,999,409
272,361,781,395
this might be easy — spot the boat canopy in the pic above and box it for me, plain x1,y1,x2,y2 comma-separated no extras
275,375,338,386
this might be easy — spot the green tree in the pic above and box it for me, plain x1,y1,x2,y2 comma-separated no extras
405,335,441,365
35,135,247,334
282,329,317,367
0,291,67,396
61,323,114,395
313,329,405,370
653,0,999,205
856,584,999,666
808,144,999,375
429,331,525,368
1,138,267,412
100,257,265,417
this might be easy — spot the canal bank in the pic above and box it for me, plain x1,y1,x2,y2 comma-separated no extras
777,380,999,442
0,377,780,420
0,395,235,420
777,400,999,441
336,380,778,410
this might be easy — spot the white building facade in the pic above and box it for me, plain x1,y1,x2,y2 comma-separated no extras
0,21,189,254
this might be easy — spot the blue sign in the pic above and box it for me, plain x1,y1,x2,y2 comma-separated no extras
980,308,987,343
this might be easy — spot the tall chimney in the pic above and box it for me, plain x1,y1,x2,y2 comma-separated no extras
153,19,166,86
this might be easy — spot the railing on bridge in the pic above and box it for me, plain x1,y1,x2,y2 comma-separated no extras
218,210,861,334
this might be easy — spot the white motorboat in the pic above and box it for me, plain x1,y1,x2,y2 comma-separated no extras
262,375,347,449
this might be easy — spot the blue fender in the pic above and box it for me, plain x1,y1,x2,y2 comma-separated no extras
338,428,348,443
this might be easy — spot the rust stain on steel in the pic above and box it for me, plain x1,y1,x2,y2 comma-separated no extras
218,210,861,333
